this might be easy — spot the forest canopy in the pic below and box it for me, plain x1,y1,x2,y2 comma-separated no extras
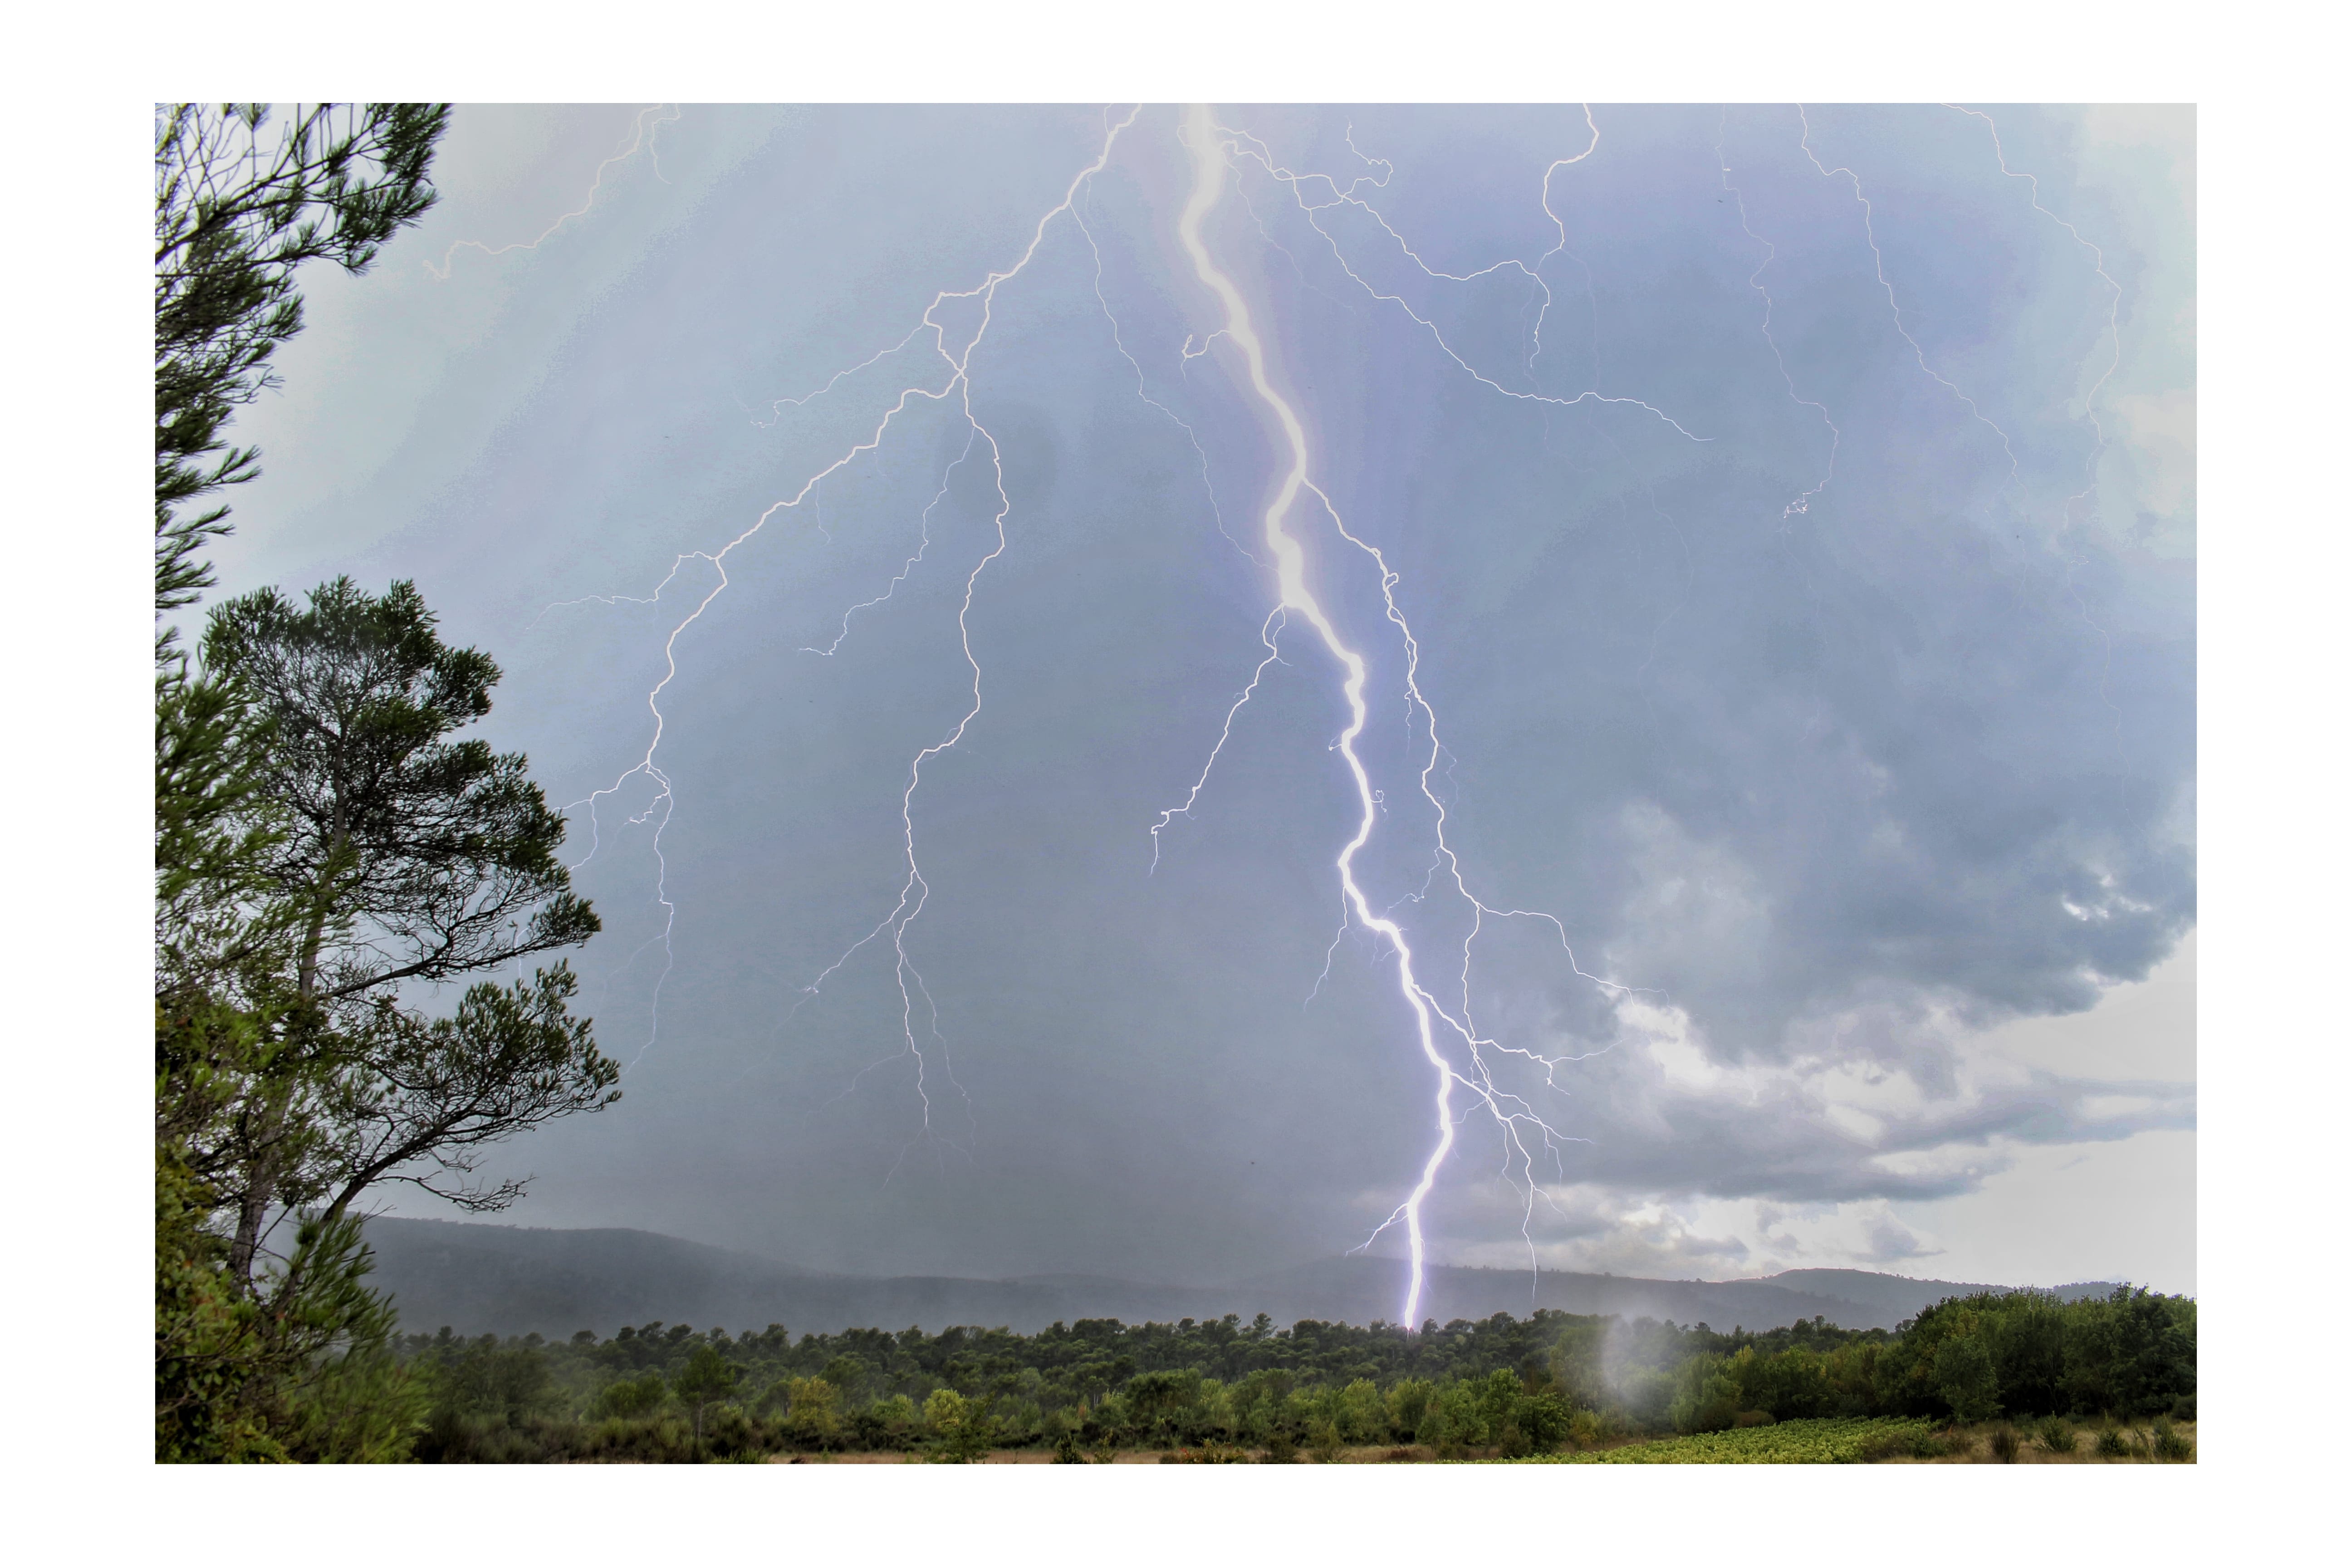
397,1285,2195,1463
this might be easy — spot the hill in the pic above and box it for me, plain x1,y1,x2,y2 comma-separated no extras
363,1218,2122,1339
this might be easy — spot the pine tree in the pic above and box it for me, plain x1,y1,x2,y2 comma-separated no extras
154,103,448,633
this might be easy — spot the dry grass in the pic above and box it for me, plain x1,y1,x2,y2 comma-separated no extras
1869,1420,2195,1464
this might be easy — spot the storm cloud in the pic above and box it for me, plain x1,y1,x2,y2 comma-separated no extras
211,103,2195,1292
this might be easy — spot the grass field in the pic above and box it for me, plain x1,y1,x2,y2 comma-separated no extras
1500,1416,2197,1465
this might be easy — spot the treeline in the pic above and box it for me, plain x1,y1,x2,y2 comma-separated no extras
398,1285,2192,1461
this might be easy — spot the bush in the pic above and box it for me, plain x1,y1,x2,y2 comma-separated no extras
591,1372,667,1421
1857,1425,1949,1462
2034,1416,2076,1454
1666,1357,1741,1434
704,1404,765,1460
1166,1440,1251,1464
2095,1425,2131,1458
2151,1416,2193,1461
923,1388,994,1463
1989,1426,2021,1463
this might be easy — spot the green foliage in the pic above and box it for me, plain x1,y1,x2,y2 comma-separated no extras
1166,1439,1253,1463
673,1343,743,1446
1931,1319,2002,1423
153,1152,283,1462
2061,1288,2197,1418
157,570,611,1461
924,1387,995,1463
1666,1355,1740,1434
2035,1416,2077,1453
1520,1416,1941,1464
1854,1424,1953,1462
370,1285,2195,1463
780,1376,842,1448
591,1371,668,1421
154,101,560,1464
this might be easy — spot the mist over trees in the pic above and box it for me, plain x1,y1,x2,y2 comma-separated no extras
154,102,615,1461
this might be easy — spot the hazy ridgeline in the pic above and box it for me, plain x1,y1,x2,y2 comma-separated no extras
397,1286,2194,1462
360,1216,2126,1340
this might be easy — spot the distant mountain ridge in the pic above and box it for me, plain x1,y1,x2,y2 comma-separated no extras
362,1218,2120,1339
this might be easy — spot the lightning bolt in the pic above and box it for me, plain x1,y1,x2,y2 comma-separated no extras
552,105,1661,1321
1942,103,2132,736
1171,107,1646,1329
1715,112,1842,520
1796,105,2024,487
1798,105,2128,729
556,108,1141,1152
1216,111,1708,439
426,103,678,281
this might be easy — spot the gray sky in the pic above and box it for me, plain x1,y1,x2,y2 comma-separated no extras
206,103,2195,1296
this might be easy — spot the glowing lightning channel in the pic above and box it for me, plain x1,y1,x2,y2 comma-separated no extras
1942,103,2131,736
802,428,977,657
1794,106,2022,486
1176,105,1621,1331
1217,115,1707,439
1149,608,1288,872
1714,115,1841,519
561,108,1140,1147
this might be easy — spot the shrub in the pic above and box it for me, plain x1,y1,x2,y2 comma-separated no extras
2151,1417,2193,1461
1666,1357,1741,1434
704,1404,764,1460
591,1372,668,1421
1989,1426,2021,1463
2035,1416,2076,1453
1385,1379,1434,1442
1931,1325,2002,1423
1307,1419,1346,1463
923,1388,994,1463
1857,1425,1949,1462
2095,1426,2130,1458
1166,1440,1251,1464
1733,1409,1776,1428
1855,1429,1909,1462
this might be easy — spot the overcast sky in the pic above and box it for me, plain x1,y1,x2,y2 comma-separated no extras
206,102,2195,1296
